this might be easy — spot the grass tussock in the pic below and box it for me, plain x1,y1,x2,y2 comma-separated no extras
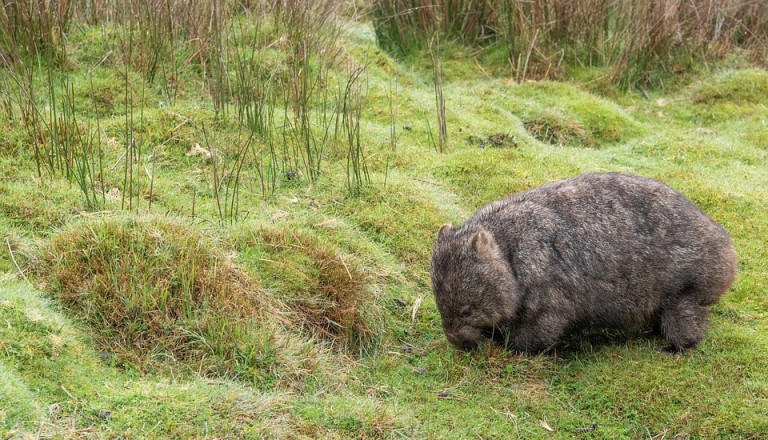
35,215,281,381
235,225,382,353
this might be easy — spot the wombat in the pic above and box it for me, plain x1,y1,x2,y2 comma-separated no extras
430,173,737,353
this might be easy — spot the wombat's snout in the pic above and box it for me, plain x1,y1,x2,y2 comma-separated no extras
445,326,484,350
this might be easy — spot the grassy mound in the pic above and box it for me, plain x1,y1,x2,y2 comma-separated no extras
36,215,279,381
668,69,768,124
512,81,644,148
235,224,383,353
432,147,583,209
690,69,768,105
523,112,590,147
0,279,299,437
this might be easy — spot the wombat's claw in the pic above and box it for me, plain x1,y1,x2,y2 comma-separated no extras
654,345,683,355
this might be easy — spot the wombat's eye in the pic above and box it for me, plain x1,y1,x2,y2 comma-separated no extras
460,306,471,317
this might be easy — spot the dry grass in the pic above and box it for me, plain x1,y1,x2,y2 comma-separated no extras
370,0,768,86
0,0,74,63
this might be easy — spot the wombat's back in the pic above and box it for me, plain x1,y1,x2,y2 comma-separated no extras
478,173,734,313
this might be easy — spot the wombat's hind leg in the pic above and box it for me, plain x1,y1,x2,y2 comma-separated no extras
659,299,708,353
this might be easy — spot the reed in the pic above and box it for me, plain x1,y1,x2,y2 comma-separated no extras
201,122,255,224
0,40,105,208
340,64,370,196
0,0,74,64
430,35,447,153
384,74,398,188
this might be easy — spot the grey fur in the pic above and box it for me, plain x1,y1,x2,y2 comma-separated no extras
430,173,737,353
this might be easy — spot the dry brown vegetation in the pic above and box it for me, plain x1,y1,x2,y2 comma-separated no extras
523,114,590,147
371,0,768,85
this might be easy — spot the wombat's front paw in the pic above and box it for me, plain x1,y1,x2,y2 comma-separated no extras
654,345,684,355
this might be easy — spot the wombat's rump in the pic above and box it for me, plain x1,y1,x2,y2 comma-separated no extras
430,173,737,353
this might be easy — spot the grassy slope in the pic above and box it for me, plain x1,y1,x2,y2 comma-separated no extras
1,22,767,439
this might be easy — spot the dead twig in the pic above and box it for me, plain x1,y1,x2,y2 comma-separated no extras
6,237,31,287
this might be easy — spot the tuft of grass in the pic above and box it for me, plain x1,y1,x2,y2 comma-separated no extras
234,224,383,353
35,215,282,382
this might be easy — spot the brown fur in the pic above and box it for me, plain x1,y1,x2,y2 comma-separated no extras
430,173,737,353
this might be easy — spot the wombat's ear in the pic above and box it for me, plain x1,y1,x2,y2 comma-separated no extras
437,223,453,240
471,229,501,260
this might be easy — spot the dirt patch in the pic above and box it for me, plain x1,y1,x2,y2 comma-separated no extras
523,114,592,147
467,132,518,149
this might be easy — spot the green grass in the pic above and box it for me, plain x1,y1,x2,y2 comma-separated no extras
0,278,296,438
1,15,767,439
